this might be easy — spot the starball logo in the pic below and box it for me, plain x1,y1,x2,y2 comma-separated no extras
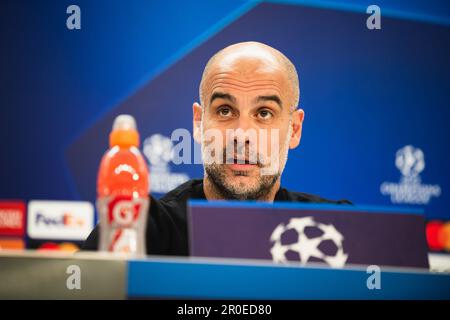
270,217,348,268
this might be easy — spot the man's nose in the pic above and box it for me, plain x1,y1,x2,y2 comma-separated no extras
233,113,257,134
230,115,257,150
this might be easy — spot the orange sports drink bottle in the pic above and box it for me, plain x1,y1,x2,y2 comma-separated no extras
96,114,149,255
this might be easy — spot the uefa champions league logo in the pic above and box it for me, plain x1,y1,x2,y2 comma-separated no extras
143,134,174,168
380,145,441,205
395,145,425,179
143,134,189,194
270,217,348,268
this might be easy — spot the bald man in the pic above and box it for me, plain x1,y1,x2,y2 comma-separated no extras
82,42,351,255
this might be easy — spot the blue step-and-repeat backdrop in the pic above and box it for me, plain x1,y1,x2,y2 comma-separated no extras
1,1,449,250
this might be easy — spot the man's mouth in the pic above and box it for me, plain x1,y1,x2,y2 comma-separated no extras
226,157,259,171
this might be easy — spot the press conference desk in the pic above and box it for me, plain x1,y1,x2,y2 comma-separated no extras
0,251,449,299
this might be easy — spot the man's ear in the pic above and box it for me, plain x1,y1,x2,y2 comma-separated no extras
193,102,203,144
289,109,304,149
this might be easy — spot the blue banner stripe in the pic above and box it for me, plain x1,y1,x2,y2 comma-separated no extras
127,258,450,299
188,200,424,215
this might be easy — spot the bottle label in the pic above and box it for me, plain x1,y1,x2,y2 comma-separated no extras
107,196,143,227
108,228,137,253
97,195,149,254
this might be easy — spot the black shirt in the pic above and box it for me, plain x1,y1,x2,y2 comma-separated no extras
82,179,351,256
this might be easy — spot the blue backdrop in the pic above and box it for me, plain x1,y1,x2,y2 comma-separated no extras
1,1,449,221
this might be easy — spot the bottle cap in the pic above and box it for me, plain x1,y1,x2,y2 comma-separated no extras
109,114,140,148
112,114,137,131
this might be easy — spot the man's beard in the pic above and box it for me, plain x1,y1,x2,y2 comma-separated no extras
204,163,280,200
201,119,292,201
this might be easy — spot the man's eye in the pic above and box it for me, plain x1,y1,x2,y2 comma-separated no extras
257,109,273,120
218,107,232,117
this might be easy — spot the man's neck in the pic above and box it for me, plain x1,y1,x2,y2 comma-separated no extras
203,176,280,202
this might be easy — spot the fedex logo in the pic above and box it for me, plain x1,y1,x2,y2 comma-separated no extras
35,212,85,227
28,201,94,240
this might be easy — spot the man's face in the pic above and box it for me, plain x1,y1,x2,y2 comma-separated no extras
195,54,302,200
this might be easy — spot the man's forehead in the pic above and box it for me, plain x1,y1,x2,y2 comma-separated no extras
200,43,298,108
208,68,286,84
203,61,289,101
208,80,284,103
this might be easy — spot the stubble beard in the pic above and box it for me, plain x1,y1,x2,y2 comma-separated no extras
202,122,292,201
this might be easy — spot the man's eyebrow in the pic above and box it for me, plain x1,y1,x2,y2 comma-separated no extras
209,92,236,105
255,95,283,108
